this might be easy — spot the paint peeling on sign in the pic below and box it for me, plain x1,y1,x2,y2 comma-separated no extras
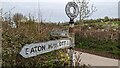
20,38,71,58
50,29,69,37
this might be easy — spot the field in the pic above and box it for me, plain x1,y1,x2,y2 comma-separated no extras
74,21,120,59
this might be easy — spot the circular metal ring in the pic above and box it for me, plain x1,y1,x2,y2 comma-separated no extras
65,2,79,20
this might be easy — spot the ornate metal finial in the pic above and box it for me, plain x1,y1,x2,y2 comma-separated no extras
65,2,79,21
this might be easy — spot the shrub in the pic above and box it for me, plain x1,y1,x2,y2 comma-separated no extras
2,21,70,67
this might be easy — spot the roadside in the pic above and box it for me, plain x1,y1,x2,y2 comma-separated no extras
75,48,120,60
74,50,119,66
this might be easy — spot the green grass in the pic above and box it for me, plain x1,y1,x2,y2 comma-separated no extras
75,34,120,58
75,20,120,58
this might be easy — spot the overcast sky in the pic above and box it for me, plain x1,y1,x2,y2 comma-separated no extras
1,0,119,22
1,0,120,3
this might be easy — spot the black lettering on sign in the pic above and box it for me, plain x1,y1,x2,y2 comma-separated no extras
25,48,29,55
38,46,41,51
63,41,66,45
34,46,37,52
66,41,68,45
30,47,35,54
53,43,58,48
60,41,66,46
41,45,46,51
59,42,62,46
48,44,53,49
61,41,64,45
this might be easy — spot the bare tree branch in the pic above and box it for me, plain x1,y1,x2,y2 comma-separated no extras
74,0,97,23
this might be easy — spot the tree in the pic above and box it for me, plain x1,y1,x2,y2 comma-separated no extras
74,0,97,23
12,13,23,22
104,16,109,22
0,8,3,21
27,13,35,23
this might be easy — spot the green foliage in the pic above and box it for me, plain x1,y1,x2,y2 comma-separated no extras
104,16,109,22
75,33,120,58
2,21,70,67
75,20,120,58
75,17,120,25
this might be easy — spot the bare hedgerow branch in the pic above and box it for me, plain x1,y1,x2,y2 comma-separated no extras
74,0,97,23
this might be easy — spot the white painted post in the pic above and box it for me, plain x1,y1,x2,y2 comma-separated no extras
65,2,79,66
69,19,75,66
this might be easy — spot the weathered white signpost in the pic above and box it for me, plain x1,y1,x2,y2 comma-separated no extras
19,1,79,67
65,2,79,66
20,38,70,58
50,29,69,37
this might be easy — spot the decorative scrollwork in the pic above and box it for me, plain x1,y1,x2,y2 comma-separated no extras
65,2,79,20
